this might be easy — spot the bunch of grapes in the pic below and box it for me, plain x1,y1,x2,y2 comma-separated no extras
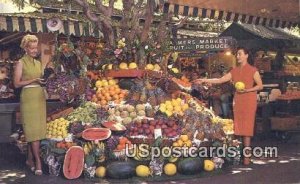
96,107,109,123
68,121,85,135
46,74,77,103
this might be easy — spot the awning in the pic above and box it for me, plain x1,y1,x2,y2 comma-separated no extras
0,13,102,37
165,0,300,28
220,22,300,52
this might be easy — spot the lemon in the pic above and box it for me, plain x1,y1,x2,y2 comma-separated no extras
159,106,166,113
160,103,166,108
165,101,172,106
165,110,173,117
166,105,173,111
108,79,116,85
136,165,151,177
174,106,181,112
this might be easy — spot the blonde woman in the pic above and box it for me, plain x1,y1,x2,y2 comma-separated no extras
14,34,46,175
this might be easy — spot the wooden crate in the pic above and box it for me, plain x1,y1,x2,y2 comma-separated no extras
270,116,300,131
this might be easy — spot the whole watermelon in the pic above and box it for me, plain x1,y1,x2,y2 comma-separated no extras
177,158,204,175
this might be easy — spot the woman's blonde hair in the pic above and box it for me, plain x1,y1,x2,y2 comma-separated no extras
20,34,38,49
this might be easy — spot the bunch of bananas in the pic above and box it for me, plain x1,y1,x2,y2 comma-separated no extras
83,141,106,162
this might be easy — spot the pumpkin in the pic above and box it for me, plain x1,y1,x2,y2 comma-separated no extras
177,158,204,175
82,128,111,141
63,146,84,179
106,161,136,179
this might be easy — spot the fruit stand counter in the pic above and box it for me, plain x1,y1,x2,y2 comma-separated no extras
0,100,65,143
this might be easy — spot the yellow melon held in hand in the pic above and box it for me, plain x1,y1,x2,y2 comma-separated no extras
235,81,245,91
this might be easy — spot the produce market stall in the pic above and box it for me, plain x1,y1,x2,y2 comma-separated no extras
2,0,299,182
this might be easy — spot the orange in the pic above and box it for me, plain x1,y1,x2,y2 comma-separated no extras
114,88,121,94
113,94,119,100
100,100,107,106
106,96,112,101
119,93,125,98
109,90,116,96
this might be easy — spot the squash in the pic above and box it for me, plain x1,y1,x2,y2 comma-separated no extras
177,158,204,175
82,128,111,141
63,146,84,179
106,161,136,179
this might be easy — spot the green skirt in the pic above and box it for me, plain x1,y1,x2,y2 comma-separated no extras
20,87,46,142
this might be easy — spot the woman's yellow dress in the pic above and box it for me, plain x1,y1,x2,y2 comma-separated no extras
20,55,46,142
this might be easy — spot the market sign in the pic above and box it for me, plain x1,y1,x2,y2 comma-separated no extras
170,37,235,52
179,52,206,58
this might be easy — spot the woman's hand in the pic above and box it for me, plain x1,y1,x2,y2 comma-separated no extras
192,78,206,84
35,78,46,85
237,89,249,94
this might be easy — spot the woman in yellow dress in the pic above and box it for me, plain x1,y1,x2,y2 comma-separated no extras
14,34,46,175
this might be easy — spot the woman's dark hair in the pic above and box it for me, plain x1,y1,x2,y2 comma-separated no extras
236,46,254,65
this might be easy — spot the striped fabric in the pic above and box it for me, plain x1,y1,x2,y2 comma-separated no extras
0,14,102,37
162,3,298,28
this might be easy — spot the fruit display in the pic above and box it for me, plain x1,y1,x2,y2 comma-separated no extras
128,118,181,138
159,98,189,117
46,118,70,139
41,48,235,181
107,104,147,125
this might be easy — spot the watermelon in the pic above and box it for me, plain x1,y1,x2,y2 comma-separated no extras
106,161,136,179
63,146,84,179
82,128,111,141
177,158,204,175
